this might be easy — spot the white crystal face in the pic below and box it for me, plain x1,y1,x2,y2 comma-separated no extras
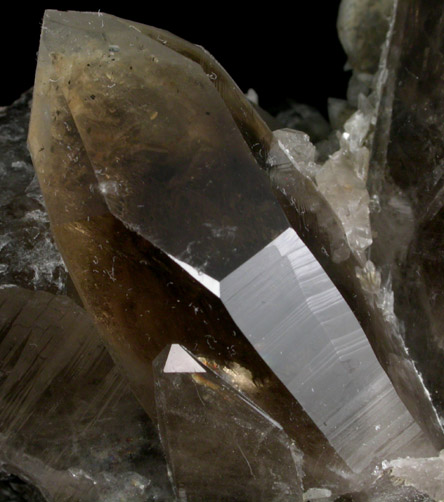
163,345,206,373
220,228,431,472
168,255,221,298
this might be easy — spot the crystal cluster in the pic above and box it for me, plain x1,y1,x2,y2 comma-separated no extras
0,0,443,500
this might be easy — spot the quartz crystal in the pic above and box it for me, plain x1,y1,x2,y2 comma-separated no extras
27,11,346,491
268,0,444,453
0,94,172,499
26,11,438,496
0,286,172,501
369,0,444,426
154,344,303,501
0,0,442,498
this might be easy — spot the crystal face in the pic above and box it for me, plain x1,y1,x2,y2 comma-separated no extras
268,0,444,454
26,9,437,488
369,0,444,424
154,344,303,501
0,1,443,499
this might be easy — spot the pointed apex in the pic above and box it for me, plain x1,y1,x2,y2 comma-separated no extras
163,345,206,374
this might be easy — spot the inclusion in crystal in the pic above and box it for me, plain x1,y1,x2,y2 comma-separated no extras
0,286,171,501
369,0,444,430
267,0,444,450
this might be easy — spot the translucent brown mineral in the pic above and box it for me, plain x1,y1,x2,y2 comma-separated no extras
25,5,444,500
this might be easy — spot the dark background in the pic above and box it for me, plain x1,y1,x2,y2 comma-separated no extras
2,3,349,116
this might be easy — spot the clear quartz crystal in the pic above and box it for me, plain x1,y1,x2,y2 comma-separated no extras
273,104,374,263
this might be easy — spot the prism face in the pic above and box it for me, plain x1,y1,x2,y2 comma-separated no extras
154,345,303,502
268,104,444,451
163,345,206,373
108,17,274,163
369,0,444,423
221,228,432,471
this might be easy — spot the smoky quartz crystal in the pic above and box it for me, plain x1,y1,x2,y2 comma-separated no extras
0,0,443,499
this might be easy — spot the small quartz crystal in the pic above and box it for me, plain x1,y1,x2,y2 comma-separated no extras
154,344,304,501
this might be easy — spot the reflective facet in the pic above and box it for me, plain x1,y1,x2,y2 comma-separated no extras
369,0,444,427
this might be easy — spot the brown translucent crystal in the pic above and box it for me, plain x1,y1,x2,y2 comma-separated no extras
0,287,171,501
154,344,303,501
369,0,444,422
267,0,444,452
28,10,347,491
27,8,439,496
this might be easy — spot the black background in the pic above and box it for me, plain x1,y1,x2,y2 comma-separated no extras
2,3,349,116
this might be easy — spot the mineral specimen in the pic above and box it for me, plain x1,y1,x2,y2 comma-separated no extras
28,11,346,491
369,0,444,427
0,0,442,499
268,0,444,453
0,91,67,294
26,11,437,497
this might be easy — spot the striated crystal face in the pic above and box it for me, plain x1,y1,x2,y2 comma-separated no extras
269,0,444,456
26,9,439,495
